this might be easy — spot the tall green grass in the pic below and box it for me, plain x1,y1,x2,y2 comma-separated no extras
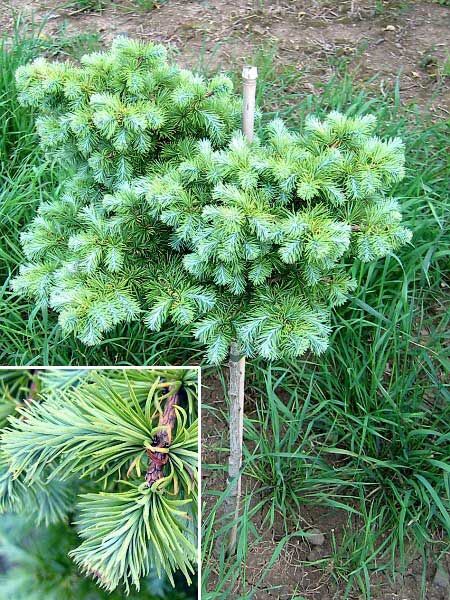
202,58,449,599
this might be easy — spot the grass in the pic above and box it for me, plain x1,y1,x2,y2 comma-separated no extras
63,0,162,12
64,0,108,11
202,53,449,599
242,370,360,529
0,18,449,599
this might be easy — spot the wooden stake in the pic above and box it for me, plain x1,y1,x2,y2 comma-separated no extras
242,65,258,140
225,65,257,556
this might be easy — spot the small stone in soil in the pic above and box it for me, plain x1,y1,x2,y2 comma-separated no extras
433,567,450,589
307,528,325,546
307,548,322,561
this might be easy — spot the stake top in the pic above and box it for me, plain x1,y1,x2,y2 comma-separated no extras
242,65,258,81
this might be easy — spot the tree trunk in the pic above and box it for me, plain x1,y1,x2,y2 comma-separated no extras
224,64,257,556
225,341,246,555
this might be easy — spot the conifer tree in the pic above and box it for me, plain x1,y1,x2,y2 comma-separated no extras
12,36,240,345
12,38,411,358
10,36,412,563
0,368,198,596
142,112,411,362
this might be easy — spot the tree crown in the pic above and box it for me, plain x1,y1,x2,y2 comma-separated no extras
13,38,411,361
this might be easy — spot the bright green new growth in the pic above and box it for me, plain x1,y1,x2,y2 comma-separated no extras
12,38,411,362
0,369,198,593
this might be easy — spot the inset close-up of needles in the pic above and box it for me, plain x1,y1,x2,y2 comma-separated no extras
0,368,199,599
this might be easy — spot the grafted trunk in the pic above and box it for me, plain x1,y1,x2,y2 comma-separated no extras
145,391,179,486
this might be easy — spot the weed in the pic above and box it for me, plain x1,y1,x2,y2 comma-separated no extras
63,0,108,12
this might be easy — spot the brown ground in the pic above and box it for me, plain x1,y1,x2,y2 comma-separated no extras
0,0,449,115
1,0,449,597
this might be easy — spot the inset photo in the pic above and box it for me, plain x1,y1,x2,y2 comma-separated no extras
0,367,199,600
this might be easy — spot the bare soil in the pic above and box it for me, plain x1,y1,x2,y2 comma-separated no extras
0,0,449,115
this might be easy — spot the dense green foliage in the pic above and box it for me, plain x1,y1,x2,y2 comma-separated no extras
0,369,198,595
0,515,194,600
12,38,410,362
143,114,410,362
11,36,240,351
